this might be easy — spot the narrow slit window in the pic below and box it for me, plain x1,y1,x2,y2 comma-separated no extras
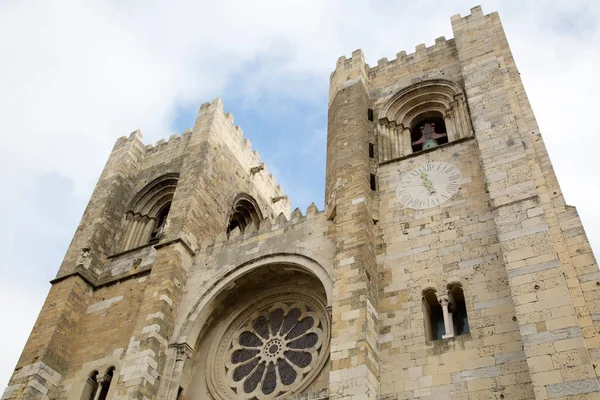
82,371,98,400
370,174,377,191
150,202,171,242
423,290,444,341
96,367,115,400
449,284,470,336
368,108,374,122
368,143,375,158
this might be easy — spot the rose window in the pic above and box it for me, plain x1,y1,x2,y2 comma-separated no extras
207,292,330,400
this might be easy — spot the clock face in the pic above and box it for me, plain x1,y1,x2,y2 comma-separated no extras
397,162,462,209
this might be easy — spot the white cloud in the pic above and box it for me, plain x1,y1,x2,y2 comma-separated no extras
1,0,600,390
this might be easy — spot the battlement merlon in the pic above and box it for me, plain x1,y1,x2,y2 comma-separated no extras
329,5,493,104
193,98,290,219
109,100,290,221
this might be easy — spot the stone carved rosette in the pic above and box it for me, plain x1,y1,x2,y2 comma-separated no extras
207,289,330,400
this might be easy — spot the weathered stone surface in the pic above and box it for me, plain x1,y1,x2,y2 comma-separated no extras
5,5,600,400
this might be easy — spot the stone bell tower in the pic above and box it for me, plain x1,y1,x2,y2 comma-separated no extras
326,6,600,400
5,5,600,400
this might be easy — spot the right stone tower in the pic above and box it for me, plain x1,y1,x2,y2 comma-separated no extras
6,5,600,400
327,5,600,400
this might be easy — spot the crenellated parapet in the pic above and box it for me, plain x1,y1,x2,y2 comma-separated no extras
369,36,456,77
199,202,323,253
193,98,290,219
113,100,289,220
330,41,462,107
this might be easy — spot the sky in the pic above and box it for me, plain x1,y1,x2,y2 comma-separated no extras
1,0,600,390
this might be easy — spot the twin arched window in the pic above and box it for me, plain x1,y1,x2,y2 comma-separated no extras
422,283,469,341
82,367,114,400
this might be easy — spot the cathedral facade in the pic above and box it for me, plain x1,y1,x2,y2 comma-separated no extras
5,6,600,400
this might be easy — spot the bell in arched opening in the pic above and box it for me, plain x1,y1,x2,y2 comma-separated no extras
411,112,449,153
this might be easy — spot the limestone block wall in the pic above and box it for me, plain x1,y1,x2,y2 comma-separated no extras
57,131,147,279
453,6,600,398
5,96,295,399
7,5,600,400
326,6,600,399
159,206,334,399
368,38,462,105
4,277,89,400
58,97,290,282
377,138,532,399
177,205,333,335
59,276,150,399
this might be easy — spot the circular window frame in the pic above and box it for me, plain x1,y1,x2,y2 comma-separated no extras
206,287,330,400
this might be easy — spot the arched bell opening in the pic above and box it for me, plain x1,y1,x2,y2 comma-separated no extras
376,79,473,161
226,193,263,238
410,111,449,153
179,265,331,400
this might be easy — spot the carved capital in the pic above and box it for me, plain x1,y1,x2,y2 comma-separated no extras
377,116,391,126
437,294,450,306
172,343,194,361
97,373,112,386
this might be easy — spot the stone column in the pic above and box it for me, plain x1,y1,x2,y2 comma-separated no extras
168,344,194,399
444,108,457,141
93,373,111,400
455,94,471,138
376,123,384,164
401,126,412,157
139,216,153,244
388,121,402,160
122,212,136,251
439,295,455,339
132,215,147,248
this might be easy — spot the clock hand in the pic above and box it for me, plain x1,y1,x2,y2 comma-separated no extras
420,171,436,194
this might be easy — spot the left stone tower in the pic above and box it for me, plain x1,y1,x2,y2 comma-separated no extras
3,98,290,400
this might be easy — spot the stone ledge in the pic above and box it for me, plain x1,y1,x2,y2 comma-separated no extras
153,237,195,257
107,241,157,260
379,136,475,166
50,267,151,290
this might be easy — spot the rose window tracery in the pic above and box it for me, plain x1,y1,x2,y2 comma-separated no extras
207,292,329,400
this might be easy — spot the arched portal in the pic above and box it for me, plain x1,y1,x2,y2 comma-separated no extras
160,254,333,400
